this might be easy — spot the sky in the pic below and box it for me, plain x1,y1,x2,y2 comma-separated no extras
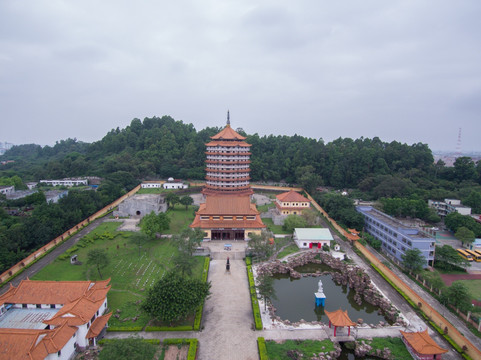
1,1,481,152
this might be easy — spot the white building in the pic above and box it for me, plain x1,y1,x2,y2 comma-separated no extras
45,190,68,204
141,181,162,189
294,228,333,249
163,177,188,190
39,178,88,187
26,182,38,190
428,199,471,217
0,279,112,359
0,185,14,195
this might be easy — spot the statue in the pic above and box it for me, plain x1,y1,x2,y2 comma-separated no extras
318,279,323,293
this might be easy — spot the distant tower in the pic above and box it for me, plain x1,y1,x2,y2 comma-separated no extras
454,128,462,158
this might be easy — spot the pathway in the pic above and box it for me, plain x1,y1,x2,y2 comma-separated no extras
0,217,110,295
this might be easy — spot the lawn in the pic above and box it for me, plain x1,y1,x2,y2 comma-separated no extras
33,220,204,329
137,188,167,194
276,244,300,259
454,279,481,301
164,205,196,234
256,202,275,213
266,339,335,359
262,218,292,235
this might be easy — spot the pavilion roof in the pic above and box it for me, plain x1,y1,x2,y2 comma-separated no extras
400,329,448,355
210,125,246,141
325,309,356,327
86,313,112,338
276,190,310,203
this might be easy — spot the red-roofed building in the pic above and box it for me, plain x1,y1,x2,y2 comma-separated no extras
400,329,448,360
275,190,311,215
0,279,112,359
191,113,265,240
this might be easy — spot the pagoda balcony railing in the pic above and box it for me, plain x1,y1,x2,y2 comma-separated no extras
205,168,250,173
205,160,251,165
206,156,250,161
206,147,250,152
204,185,251,191
205,152,252,156
205,176,251,182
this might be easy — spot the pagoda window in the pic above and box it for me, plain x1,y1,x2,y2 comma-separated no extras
246,216,256,220
224,216,233,220
200,216,210,220
213,216,221,220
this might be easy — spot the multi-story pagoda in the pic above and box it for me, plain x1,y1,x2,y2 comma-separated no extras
191,112,265,240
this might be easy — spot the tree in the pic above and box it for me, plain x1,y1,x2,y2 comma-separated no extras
463,191,481,213
443,281,472,312
295,165,323,193
455,226,475,247
248,231,273,260
453,156,476,182
282,214,307,232
179,195,194,210
129,232,150,257
173,228,204,276
142,271,210,324
140,211,170,239
434,245,471,270
256,273,277,311
165,192,180,209
87,249,109,279
402,248,425,273
99,337,156,360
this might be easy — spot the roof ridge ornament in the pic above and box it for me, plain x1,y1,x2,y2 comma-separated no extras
227,110,230,126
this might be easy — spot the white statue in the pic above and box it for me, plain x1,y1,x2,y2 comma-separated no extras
318,279,323,293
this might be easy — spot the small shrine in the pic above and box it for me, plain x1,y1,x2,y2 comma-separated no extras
325,309,356,336
400,329,448,360
314,279,326,307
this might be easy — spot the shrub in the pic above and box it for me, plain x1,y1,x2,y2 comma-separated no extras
258,337,268,360
145,325,193,332
162,338,198,360
245,256,252,266
194,257,210,330
247,265,263,330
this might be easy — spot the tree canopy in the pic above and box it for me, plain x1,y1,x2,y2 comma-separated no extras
99,337,157,360
140,211,170,239
87,248,110,279
401,248,425,273
141,271,210,324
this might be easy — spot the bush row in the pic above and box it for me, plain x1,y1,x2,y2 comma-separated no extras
194,257,211,330
107,326,144,332
246,263,263,330
257,337,268,360
145,325,192,332
98,338,160,345
163,338,198,360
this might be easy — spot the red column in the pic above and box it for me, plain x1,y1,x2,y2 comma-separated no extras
348,326,351,336
334,326,337,336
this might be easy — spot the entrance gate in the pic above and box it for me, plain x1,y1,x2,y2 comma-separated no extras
211,230,245,240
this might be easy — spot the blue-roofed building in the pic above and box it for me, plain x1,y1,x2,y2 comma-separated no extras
356,206,435,267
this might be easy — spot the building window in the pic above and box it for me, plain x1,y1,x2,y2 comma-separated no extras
303,243,307,247
58,350,61,357
36,304,41,309
22,304,27,308
51,304,56,309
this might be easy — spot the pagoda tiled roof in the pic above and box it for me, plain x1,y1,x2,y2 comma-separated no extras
210,125,247,140
276,190,310,203
86,313,112,338
195,195,259,216
400,329,448,355
325,309,356,327
205,140,251,147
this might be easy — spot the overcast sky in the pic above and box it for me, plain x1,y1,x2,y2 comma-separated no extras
1,1,480,152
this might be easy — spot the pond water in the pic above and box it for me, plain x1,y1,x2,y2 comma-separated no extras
271,273,390,325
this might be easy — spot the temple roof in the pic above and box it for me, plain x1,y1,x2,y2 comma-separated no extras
276,190,310,203
205,140,251,147
400,329,448,355
195,195,259,216
325,309,356,327
86,313,112,339
210,125,246,141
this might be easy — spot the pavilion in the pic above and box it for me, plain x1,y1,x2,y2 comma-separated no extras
325,309,356,336
400,329,448,360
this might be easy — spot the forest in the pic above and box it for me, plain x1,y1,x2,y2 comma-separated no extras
1,115,481,272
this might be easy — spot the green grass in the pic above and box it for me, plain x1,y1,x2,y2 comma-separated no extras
33,221,204,330
265,339,334,359
276,244,300,259
262,218,291,234
454,279,481,300
257,202,275,213
137,188,167,194
361,337,412,360
164,206,196,234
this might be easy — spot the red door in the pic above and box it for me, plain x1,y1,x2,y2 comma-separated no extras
309,243,313,249
317,243,321,249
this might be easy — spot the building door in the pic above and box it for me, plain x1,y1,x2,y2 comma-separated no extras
309,243,313,249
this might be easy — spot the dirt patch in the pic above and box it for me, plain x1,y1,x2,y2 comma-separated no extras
163,345,189,360
439,273,481,286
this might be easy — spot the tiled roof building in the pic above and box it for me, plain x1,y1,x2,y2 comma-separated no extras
275,190,311,215
400,329,448,360
0,279,111,360
191,112,265,240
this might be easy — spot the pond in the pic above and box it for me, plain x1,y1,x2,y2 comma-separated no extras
294,262,341,274
271,273,390,325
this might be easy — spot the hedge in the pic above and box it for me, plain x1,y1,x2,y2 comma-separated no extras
194,257,210,330
107,326,144,332
163,338,198,360
98,338,160,345
145,325,193,332
258,337,268,360
246,256,252,266
246,264,263,330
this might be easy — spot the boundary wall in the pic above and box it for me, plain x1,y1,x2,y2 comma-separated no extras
305,191,481,360
0,185,141,284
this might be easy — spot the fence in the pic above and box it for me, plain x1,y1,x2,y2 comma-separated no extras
0,185,141,284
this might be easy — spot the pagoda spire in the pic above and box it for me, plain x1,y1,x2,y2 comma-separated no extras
227,110,230,126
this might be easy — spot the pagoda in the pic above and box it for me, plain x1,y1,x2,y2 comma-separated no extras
190,112,265,240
